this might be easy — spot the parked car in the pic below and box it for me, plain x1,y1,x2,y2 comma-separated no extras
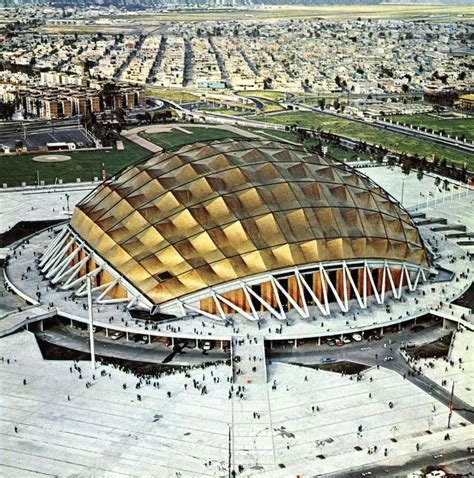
335,339,343,346
342,337,351,344
320,357,336,364
202,341,212,351
327,339,336,346
110,331,124,341
352,333,362,342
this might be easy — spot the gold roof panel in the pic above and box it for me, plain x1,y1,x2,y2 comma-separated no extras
71,139,428,304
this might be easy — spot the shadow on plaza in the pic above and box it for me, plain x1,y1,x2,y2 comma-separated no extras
35,335,228,378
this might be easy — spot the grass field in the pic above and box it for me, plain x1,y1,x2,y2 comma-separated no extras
251,111,474,170
388,114,474,142
139,126,245,150
145,87,201,104
255,129,374,163
0,139,150,187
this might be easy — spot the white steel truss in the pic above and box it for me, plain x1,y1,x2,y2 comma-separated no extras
40,226,152,310
169,260,428,322
41,227,429,323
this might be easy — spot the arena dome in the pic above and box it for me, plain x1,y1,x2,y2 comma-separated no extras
42,139,429,320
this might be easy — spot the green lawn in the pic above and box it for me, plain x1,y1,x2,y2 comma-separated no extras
387,114,474,142
251,111,474,170
139,126,245,150
255,129,374,162
0,139,150,187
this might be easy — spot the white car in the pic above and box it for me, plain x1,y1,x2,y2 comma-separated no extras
110,331,124,341
352,333,362,342
202,341,212,351
342,337,351,344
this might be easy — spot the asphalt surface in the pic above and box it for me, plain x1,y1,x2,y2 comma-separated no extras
327,448,474,478
36,325,229,366
269,323,474,424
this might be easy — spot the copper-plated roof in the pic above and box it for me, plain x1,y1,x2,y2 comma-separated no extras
71,139,428,304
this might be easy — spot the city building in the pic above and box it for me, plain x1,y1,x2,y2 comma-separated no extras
41,139,430,321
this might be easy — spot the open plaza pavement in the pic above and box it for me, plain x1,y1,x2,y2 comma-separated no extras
0,163,473,477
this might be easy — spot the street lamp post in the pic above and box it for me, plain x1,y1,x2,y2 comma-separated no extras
87,275,96,370
400,177,406,205
65,193,70,216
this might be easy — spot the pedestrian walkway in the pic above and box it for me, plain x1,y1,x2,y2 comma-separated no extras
430,303,474,331
232,335,267,385
0,306,55,338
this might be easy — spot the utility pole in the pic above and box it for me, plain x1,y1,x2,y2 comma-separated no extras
65,193,70,216
87,275,96,370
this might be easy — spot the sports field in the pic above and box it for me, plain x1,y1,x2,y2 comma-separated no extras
0,139,150,188
251,111,474,170
138,126,245,150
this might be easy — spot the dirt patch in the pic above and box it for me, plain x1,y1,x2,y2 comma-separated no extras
407,332,453,360
0,219,63,247
452,283,474,310
290,361,369,375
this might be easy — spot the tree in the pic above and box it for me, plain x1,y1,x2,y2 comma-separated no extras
416,167,424,181
318,98,325,110
434,176,441,188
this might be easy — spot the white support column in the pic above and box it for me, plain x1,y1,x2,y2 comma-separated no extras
342,263,349,311
40,227,69,267
270,277,286,320
182,302,225,322
380,263,388,303
343,263,364,309
57,254,91,286
295,269,328,316
244,285,284,321
362,263,368,308
385,263,399,300
65,265,103,291
212,291,227,321
294,270,310,318
319,265,330,315
241,283,259,321
366,263,382,305
272,277,309,319
96,279,119,301
87,275,96,370
216,294,256,321
49,245,83,281
321,266,347,313
42,237,75,273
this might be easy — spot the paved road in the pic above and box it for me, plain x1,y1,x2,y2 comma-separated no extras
303,106,474,155
36,325,229,366
269,324,474,424
328,448,474,478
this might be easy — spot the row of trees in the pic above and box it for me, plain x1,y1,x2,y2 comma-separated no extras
0,101,15,121
286,124,470,185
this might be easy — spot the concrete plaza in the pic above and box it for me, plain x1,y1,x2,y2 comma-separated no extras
0,331,472,477
0,164,473,477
